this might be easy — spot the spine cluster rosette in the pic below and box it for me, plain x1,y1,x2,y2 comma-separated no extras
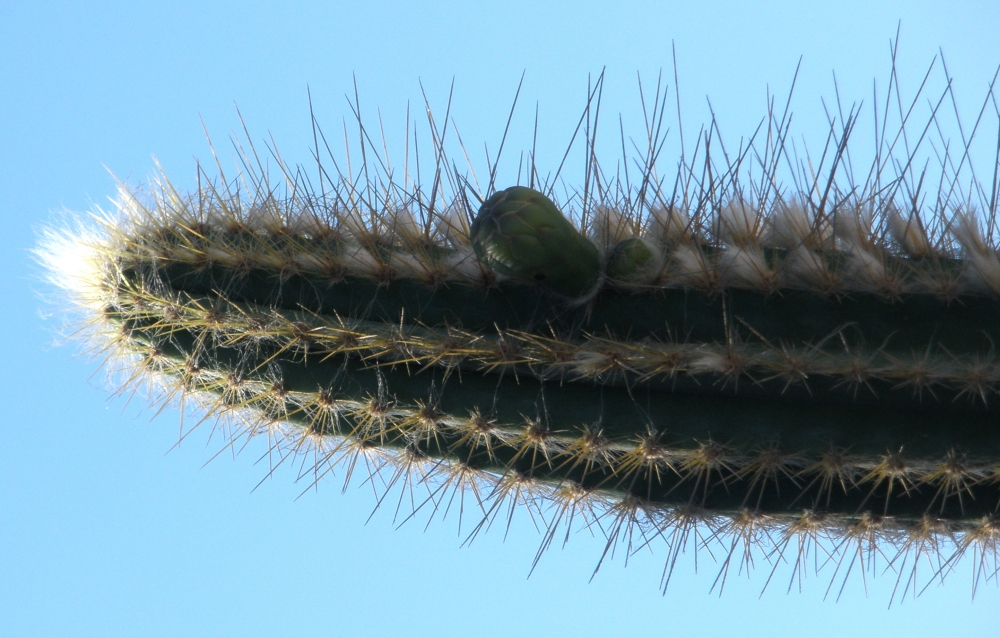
39,72,1000,600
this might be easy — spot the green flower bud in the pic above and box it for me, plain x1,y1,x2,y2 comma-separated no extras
471,186,600,297
606,237,658,282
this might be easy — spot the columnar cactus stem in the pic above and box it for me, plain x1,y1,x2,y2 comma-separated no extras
38,66,1000,600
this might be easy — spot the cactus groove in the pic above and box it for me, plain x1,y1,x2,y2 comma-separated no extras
38,64,1000,600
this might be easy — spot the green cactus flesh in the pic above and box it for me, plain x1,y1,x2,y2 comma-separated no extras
40,75,1000,598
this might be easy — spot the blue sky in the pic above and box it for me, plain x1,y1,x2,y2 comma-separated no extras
4,1,1000,636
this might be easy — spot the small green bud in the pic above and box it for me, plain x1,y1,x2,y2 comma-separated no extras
606,237,658,282
470,186,601,297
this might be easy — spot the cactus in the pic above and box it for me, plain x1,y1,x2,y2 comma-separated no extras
38,66,1000,602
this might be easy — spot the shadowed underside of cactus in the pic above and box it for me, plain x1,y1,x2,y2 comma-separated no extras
39,58,1000,601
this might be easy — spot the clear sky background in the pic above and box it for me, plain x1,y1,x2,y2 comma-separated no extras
4,1,1000,636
